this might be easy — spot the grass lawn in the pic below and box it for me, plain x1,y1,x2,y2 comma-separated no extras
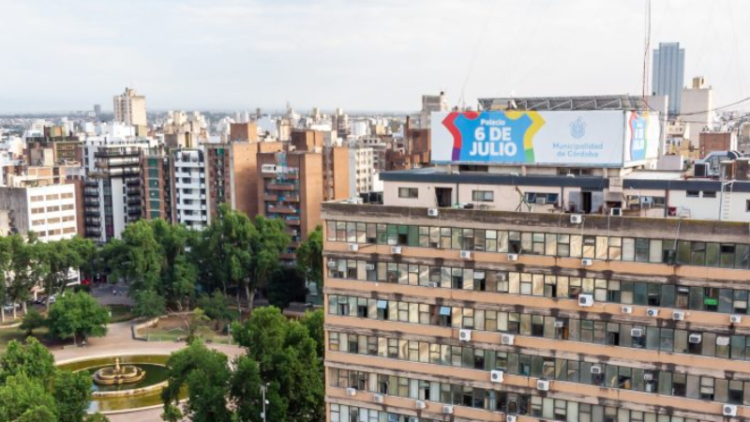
107,304,135,323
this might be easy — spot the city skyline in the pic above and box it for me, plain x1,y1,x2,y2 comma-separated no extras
1,0,750,113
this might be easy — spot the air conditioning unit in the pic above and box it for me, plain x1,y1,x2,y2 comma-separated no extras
442,405,454,415
346,388,357,396
578,294,594,307
647,308,659,317
459,329,472,342
373,393,384,404
621,306,633,314
460,250,473,260
631,328,643,337
731,314,743,324
689,333,703,344
391,246,402,254
428,281,439,288
508,253,519,262
591,366,602,375
723,405,737,417
507,416,517,422
643,373,653,381
365,263,376,271
428,208,439,217
536,197,547,205
327,260,337,268
415,400,426,410
490,370,505,383
348,244,359,252
610,208,622,217
501,334,515,345
570,214,583,224
536,380,550,391
581,258,593,266
672,311,685,321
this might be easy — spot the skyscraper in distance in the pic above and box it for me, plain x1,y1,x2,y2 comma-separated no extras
652,42,685,116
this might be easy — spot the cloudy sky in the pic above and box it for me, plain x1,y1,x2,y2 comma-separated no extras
1,0,749,113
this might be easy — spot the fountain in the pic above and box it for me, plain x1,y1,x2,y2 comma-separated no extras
92,357,146,386
57,355,177,413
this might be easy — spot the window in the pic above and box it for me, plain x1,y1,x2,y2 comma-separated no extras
525,192,559,205
686,191,700,198
472,190,494,202
703,191,717,198
398,187,418,198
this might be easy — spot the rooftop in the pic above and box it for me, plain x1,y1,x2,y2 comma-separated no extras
478,95,652,112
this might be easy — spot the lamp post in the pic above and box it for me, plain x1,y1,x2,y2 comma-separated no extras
260,383,269,422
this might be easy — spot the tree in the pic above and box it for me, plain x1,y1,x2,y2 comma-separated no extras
232,307,324,422
296,226,323,300
230,355,286,422
104,220,162,293
38,237,95,310
300,309,324,359
53,369,92,422
0,236,12,323
47,291,110,345
85,414,111,422
197,290,233,331
196,205,289,314
8,234,43,318
184,308,210,345
20,309,46,337
0,337,55,383
265,267,307,310
133,288,166,319
151,220,197,310
162,341,232,422
0,373,58,422
247,215,290,312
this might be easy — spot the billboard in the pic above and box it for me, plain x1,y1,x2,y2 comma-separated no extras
431,110,660,167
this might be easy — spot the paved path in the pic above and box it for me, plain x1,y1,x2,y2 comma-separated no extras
53,319,244,422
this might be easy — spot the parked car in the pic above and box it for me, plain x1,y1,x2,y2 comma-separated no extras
3,303,20,312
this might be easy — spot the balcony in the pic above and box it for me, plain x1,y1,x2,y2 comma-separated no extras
268,205,297,214
125,178,140,186
267,183,297,191
85,217,101,225
84,208,100,217
127,198,141,206
284,218,301,226
84,189,99,197
279,253,296,261
279,194,299,202
264,194,278,201
84,198,100,206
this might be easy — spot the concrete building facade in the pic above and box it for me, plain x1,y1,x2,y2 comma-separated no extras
652,42,685,116
113,87,147,130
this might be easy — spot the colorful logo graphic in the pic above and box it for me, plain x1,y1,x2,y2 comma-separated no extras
442,111,545,163
628,111,649,162
569,117,586,139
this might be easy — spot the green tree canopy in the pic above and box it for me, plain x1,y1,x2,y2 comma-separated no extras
0,373,58,422
232,307,323,421
20,309,46,337
53,369,92,422
296,225,323,299
162,340,232,422
265,267,307,310
47,291,110,344
0,337,55,383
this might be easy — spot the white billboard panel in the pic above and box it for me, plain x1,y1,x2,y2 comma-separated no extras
431,110,659,167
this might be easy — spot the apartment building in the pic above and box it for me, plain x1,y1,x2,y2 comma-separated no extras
171,148,208,229
322,98,750,422
0,183,77,242
113,87,148,135
141,153,173,222
83,137,151,242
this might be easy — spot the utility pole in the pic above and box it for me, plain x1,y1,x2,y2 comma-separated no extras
260,383,268,422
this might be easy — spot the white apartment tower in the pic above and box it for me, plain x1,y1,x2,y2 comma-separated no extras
113,88,147,127
172,149,209,229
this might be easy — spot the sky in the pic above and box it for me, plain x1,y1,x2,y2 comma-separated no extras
0,0,749,114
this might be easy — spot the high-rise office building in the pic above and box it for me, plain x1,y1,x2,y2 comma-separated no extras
323,96,750,422
113,87,148,130
652,42,685,116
